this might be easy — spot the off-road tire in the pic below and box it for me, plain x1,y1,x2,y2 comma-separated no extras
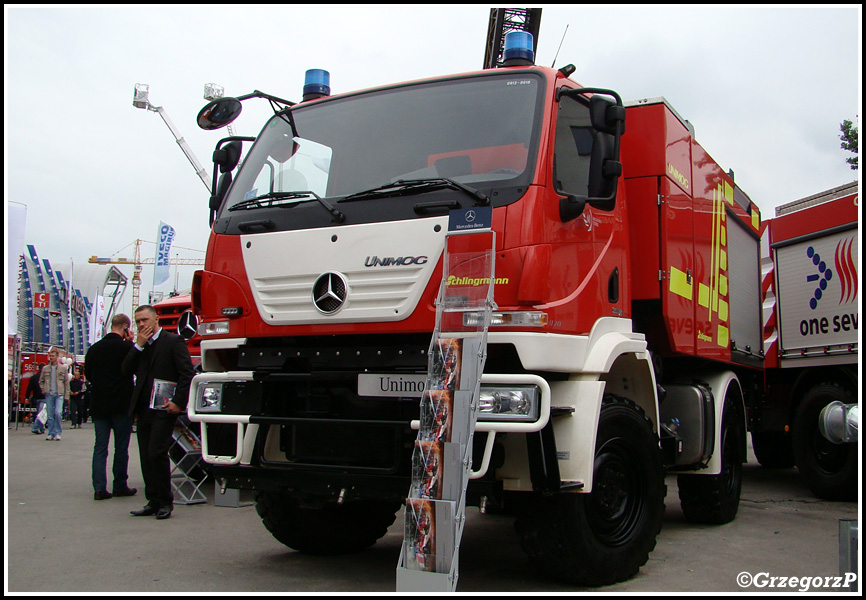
514,396,666,586
792,382,857,501
678,392,743,524
255,491,401,555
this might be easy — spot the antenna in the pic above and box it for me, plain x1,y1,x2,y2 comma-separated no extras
551,24,569,68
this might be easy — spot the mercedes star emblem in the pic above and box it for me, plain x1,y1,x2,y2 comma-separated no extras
312,272,348,314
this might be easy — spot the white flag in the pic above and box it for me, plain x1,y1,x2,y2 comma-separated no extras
153,221,176,287
89,295,105,346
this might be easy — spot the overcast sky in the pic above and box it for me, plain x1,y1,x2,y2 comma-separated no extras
5,5,861,318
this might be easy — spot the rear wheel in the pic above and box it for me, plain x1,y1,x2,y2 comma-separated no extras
678,392,743,524
515,396,666,586
792,382,857,501
255,491,401,554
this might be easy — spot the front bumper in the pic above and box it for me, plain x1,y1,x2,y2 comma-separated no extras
188,370,550,482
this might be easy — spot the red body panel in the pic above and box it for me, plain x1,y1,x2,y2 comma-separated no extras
196,69,758,371
621,99,760,366
769,193,859,245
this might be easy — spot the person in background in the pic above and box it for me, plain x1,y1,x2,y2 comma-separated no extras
39,347,69,441
124,305,194,520
81,375,91,424
85,314,138,501
27,364,46,435
69,368,85,429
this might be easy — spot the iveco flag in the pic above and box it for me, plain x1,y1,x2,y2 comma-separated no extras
153,221,176,287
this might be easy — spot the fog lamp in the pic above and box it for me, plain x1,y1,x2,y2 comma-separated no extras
477,386,539,422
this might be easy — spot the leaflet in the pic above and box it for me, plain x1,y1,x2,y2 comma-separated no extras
149,378,177,410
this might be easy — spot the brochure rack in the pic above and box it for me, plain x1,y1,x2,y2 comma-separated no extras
169,419,208,505
397,225,496,592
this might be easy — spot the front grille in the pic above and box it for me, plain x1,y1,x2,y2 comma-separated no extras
255,371,419,474
279,420,403,470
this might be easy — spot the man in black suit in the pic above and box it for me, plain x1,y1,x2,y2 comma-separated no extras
124,305,194,520
85,313,137,501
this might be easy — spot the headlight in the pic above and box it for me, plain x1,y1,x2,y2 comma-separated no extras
196,383,224,413
477,385,539,422
463,311,548,327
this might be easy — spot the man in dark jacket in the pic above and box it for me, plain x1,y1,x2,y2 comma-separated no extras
85,314,137,501
124,305,194,520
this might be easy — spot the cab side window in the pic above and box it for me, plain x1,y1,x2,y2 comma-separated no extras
553,96,592,198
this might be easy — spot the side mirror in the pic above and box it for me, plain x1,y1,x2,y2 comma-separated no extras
207,137,254,227
209,172,232,227
589,94,625,135
214,140,243,173
211,173,233,210
197,97,243,130
559,194,587,222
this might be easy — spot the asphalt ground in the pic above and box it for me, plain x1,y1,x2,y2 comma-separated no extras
5,418,860,594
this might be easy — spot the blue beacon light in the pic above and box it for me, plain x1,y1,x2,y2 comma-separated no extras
502,31,535,66
303,69,330,101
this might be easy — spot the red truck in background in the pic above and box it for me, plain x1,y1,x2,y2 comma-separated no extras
17,351,50,409
754,182,858,500
153,293,200,368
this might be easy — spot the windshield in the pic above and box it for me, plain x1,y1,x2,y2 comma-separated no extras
220,72,544,221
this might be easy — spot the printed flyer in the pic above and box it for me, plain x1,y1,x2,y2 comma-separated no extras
419,390,454,443
149,378,177,411
429,338,462,391
404,499,455,573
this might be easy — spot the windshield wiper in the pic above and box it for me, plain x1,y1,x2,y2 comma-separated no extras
229,191,345,223
337,178,490,206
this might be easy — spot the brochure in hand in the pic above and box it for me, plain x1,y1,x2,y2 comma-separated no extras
149,379,177,410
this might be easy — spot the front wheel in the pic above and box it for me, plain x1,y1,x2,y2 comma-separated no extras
515,396,666,586
255,492,401,555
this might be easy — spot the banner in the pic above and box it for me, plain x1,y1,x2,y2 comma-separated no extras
89,295,105,345
153,221,176,287
8,202,27,334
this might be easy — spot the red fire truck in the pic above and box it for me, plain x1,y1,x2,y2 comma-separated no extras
754,182,858,500
184,29,776,585
182,34,763,585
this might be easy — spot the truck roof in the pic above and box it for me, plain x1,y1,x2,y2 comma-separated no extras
624,97,695,138
775,181,859,217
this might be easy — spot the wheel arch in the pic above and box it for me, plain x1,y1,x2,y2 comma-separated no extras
601,351,659,435
677,370,746,475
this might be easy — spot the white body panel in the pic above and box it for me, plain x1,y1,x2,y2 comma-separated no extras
241,217,448,324
775,229,859,354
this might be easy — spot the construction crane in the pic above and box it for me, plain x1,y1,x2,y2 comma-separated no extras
133,84,213,193
89,239,204,310
483,8,542,69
